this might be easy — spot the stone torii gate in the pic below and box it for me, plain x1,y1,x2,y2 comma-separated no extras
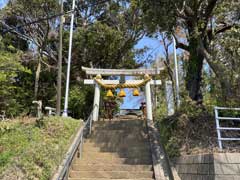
82,66,162,121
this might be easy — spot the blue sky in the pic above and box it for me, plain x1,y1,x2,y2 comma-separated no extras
121,36,181,109
121,37,163,109
0,0,8,9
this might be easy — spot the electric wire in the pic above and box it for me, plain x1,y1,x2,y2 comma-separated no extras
1,0,110,34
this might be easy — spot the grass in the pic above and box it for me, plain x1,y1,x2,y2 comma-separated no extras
0,116,82,180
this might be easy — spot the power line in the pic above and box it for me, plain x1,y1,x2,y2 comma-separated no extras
2,10,73,34
2,0,110,34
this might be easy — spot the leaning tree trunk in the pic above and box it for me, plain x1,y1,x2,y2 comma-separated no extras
186,38,204,101
198,42,235,103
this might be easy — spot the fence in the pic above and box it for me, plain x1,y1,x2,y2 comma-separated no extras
214,106,240,150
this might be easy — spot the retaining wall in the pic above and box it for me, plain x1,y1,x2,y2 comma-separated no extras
174,153,240,180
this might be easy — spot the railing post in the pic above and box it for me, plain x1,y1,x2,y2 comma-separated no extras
214,107,223,150
89,118,92,135
90,110,95,135
80,133,83,159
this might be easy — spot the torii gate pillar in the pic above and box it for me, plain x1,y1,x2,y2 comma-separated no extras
145,80,153,121
93,83,100,121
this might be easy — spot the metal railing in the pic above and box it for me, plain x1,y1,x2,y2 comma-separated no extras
54,106,96,180
214,106,240,150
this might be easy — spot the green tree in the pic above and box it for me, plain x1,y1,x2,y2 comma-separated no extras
0,36,31,116
141,0,239,102
63,0,146,71
0,0,148,118
209,2,240,102
2,0,59,99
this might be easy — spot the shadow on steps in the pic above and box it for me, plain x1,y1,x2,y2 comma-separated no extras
70,116,155,179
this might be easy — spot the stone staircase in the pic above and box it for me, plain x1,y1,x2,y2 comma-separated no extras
68,117,155,180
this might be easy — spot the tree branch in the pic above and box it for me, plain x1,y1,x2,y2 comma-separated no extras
215,24,234,35
207,23,235,41
198,39,224,76
184,5,195,17
175,1,188,19
172,34,189,51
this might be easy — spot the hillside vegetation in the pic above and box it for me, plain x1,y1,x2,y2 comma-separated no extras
0,116,82,180
156,99,240,158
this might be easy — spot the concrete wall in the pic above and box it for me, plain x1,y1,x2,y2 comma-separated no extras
174,153,240,180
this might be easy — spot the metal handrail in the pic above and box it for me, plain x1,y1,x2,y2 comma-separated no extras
53,106,96,180
214,106,240,150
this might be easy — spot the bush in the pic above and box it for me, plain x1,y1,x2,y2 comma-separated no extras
156,97,215,158
68,84,94,119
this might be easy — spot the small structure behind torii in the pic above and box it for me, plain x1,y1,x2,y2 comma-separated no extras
82,66,163,121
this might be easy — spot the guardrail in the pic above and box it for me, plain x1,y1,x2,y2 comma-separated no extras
53,106,96,180
146,117,175,180
214,106,240,150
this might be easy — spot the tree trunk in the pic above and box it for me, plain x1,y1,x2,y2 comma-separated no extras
34,59,41,99
186,38,204,101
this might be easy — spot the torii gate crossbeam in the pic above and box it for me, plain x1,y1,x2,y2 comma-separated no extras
82,66,164,76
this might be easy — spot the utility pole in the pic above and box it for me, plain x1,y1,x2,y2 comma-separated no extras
173,35,180,108
62,0,76,117
56,0,64,116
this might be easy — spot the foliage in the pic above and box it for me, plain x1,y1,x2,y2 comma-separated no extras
0,0,148,119
141,0,240,102
0,37,32,116
63,0,147,72
156,96,216,157
68,84,94,119
211,28,240,102
72,22,137,69
0,121,16,135
0,116,82,180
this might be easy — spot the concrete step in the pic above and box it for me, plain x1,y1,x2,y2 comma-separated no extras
82,146,151,154
88,132,149,142
69,170,154,179
94,119,144,124
88,133,149,142
71,164,153,171
95,119,143,123
86,138,149,145
76,157,152,165
91,128,147,134
85,139,149,145
82,144,150,152
83,142,150,149
89,130,149,137
93,121,145,130
81,151,151,159
69,178,154,180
